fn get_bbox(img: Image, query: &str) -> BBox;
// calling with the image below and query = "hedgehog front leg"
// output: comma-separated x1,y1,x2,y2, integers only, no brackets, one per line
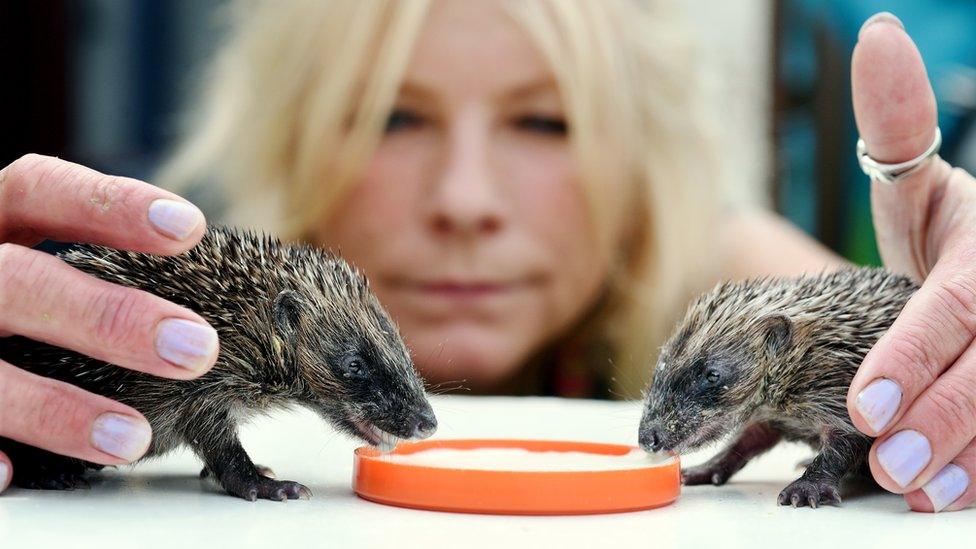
194,432,311,501
682,422,782,485
184,411,310,501
777,429,872,508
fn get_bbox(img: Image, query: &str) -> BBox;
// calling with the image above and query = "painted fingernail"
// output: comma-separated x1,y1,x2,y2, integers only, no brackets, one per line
856,378,902,432
155,318,218,371
877,430,932,488
90,413,152,461
858,12,904,40
922,463,969,512
0,461,9,489
147,199,203,241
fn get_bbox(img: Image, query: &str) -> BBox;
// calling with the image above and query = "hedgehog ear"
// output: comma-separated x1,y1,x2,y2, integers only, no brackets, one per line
757,313,792,356
273,290,307,338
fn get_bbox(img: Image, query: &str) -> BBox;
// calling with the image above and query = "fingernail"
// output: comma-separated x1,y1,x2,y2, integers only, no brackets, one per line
155,318,218,371
0,461,9,489
856,378,902,432
922,463,969,512
877,430,932,488
147,199,203,241
858,12,904,40
90,413,152,461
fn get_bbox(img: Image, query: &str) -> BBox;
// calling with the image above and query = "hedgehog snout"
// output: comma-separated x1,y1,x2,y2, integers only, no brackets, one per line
638,423,666,452
409,408,438,440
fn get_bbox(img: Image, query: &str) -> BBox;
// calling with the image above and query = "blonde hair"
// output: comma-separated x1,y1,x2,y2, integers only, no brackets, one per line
159,0,722,399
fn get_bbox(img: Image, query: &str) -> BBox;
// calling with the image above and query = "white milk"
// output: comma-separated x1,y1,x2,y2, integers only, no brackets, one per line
380,447,674,471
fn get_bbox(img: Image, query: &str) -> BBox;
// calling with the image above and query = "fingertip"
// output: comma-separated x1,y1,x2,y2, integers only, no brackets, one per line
0,452,10,493
90,411,153,463
857,12,904,42
146,198,207,250
850,377,903,437
904,489,935,512
153,317,220,379
868,446,910,494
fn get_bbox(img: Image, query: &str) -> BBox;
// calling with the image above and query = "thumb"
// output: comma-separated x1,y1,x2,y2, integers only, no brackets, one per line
851,12,950,280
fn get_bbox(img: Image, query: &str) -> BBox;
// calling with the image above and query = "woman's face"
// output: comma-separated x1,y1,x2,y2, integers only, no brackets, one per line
318,0,607,388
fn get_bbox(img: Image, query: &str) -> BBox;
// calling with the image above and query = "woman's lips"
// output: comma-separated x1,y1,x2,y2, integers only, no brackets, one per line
416,281,515,297
387,277,543,302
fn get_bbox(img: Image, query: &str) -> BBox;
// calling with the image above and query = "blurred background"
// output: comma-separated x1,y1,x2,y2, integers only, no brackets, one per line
1,0,974,265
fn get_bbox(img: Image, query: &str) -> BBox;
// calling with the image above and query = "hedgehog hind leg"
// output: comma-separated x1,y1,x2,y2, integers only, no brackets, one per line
194,432,309,501
0,437,97,490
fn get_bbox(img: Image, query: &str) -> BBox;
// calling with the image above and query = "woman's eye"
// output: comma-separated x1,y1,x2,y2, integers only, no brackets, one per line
384,109,424,133
514,115,568,136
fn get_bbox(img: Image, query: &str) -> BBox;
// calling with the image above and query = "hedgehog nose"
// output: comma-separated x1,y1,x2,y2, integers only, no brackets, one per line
411,410,438,440
639,424,665,453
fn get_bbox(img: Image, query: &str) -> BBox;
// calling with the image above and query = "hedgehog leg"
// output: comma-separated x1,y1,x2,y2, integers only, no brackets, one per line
0,437,94,490
193,431,309,502
200,464,276,479
682,422,782,486
777,431,872,508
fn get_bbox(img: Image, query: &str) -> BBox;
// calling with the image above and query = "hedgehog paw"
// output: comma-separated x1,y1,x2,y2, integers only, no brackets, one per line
222,476,312,502
777,478,841,508
682,464,732,486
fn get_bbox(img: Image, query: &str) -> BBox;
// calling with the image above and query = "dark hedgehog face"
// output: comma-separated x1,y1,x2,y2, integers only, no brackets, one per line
638,303,792,454
272,288,437,452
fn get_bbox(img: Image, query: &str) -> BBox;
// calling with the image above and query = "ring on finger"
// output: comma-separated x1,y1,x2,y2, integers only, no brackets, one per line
856,127,942,184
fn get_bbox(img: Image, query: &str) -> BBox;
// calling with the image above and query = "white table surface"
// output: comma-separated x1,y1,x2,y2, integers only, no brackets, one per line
0,396,970,548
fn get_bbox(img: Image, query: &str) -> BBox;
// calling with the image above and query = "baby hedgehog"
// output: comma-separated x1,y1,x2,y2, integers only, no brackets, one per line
638,267,917,508
0,225,437,501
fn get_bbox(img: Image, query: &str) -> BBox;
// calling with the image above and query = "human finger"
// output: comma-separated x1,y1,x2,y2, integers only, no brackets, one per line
0,243,218,379
847,246,976,437
0,154,204,253
0,449,10,493
903,438,974,512
0,360,152,465
851,12,952,280
863,337,976,496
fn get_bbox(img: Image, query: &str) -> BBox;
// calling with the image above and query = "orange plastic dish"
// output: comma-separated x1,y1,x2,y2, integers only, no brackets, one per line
353,439,680,515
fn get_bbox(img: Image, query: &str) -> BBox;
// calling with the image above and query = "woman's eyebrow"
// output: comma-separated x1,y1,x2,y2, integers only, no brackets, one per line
504,78,559,102
394,81,437,102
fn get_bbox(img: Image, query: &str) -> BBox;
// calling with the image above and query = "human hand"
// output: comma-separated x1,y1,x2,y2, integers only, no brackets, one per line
847,13,975,512
0,154,218,492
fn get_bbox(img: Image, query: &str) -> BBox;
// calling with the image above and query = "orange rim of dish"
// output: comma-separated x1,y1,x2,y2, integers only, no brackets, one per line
353,439,680,515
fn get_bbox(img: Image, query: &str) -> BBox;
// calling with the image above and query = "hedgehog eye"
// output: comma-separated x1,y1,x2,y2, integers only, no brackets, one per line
341,355,367,379
704,369,721,385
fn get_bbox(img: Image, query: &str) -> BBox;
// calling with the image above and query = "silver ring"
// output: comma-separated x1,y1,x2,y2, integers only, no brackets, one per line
856,127,942,184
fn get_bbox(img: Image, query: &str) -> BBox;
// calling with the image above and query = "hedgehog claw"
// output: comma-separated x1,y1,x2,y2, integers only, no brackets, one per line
778,478,841,509
224,477,310,502
681,464,732,486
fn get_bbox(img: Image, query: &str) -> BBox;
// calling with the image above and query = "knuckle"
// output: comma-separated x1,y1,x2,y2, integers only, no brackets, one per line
5,154,57,195
0,154,50,231
923,378,976,435
933,274,976,335
30,381,85,440
5,153,49,183
83,174,136,215
85,286,147,350
882,329,943,388
0,243,32,312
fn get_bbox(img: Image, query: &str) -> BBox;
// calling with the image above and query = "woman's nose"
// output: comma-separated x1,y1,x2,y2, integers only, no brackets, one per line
425,115,505,238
